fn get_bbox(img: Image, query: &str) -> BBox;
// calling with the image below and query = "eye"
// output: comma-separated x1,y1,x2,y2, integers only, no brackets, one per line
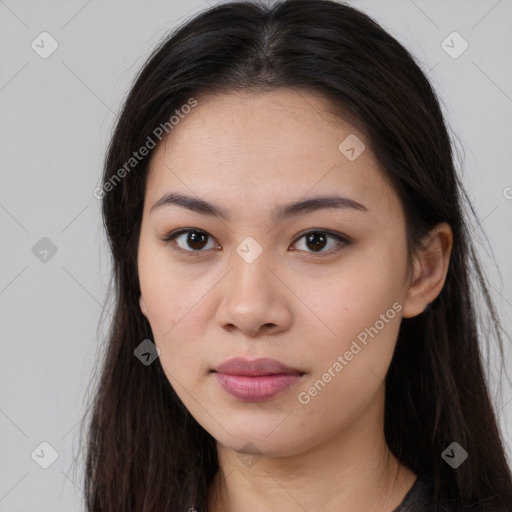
158,228,350,257
291,230,350,257
159,228,220,255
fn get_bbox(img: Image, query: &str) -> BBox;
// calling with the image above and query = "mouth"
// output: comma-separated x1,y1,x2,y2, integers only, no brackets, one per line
211,357,305,401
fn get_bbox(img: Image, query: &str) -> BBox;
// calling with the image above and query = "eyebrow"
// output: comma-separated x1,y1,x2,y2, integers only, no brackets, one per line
150,191,368,223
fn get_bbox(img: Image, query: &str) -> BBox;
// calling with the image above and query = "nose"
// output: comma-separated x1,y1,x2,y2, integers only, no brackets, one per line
215,251,292,338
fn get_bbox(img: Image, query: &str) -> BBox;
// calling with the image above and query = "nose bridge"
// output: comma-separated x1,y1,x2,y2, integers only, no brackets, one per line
230,238,275,301
215,238,291,335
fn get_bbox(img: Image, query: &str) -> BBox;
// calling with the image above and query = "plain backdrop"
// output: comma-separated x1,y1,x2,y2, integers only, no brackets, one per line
1,0,511,510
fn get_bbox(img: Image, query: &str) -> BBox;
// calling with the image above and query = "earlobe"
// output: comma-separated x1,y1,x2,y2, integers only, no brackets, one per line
139,294,148,318
402,222,453,318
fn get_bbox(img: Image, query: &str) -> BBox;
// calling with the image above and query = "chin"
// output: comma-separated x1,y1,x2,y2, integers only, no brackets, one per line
210,424,311,459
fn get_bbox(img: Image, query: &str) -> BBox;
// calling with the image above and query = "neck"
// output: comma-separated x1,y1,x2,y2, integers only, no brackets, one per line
207,385,417,512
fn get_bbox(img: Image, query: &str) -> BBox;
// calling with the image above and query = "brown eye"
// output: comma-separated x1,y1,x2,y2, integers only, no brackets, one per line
160,229,219,254
291,230,349,256
181,231,209,250
305,232,328,252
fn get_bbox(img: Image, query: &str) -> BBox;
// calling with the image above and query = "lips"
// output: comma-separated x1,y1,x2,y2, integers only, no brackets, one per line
212,357,304,401
214,357,303,376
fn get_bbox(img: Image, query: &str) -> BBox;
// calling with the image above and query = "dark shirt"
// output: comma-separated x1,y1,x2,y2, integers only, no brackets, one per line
393,476,437,511
392,476,509,512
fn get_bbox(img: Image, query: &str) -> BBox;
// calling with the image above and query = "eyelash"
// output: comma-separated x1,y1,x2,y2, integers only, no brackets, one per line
158,228,351,259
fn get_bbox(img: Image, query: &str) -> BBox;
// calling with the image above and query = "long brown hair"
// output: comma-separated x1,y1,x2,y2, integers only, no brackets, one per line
78,1,512,510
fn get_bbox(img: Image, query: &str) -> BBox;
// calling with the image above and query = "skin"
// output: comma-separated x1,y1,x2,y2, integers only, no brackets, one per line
137,89,453,512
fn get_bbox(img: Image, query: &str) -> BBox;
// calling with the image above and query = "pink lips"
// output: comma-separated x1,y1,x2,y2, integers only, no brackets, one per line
212,357,304,401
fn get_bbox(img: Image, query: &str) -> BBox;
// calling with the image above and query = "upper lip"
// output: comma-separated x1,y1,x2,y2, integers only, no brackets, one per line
214,357,304,376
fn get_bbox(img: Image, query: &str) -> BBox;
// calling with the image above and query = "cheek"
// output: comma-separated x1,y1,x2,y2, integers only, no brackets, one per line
306,257,404,336
138,267,225,391
139,277,206,360
295,243,406,378
138,229,202,326
294,272,403,429
138,240,196,358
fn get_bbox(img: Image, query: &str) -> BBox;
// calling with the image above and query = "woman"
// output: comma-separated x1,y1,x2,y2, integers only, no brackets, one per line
79,1,512,510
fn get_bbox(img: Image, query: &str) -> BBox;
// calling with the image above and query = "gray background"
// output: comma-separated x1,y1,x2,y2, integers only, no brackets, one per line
1,0,511,510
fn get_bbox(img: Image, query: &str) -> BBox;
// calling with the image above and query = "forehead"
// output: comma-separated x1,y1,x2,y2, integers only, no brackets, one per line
144,89,400,220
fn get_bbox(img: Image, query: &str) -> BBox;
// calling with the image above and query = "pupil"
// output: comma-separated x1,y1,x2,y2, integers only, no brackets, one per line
188,232,207,250
306,232,326,252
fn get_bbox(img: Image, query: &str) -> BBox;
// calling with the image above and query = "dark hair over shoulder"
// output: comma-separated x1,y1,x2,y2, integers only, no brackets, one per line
78,1,512,510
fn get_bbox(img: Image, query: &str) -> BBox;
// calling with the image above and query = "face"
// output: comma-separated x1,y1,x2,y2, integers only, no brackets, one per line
137,89,417,457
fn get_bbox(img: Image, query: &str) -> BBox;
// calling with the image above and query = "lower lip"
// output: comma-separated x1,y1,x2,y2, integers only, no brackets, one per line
213,372,302,401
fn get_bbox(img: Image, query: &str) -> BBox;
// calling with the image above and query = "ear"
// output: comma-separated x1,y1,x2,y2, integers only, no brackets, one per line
139,294,149,318
402,222,453,318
